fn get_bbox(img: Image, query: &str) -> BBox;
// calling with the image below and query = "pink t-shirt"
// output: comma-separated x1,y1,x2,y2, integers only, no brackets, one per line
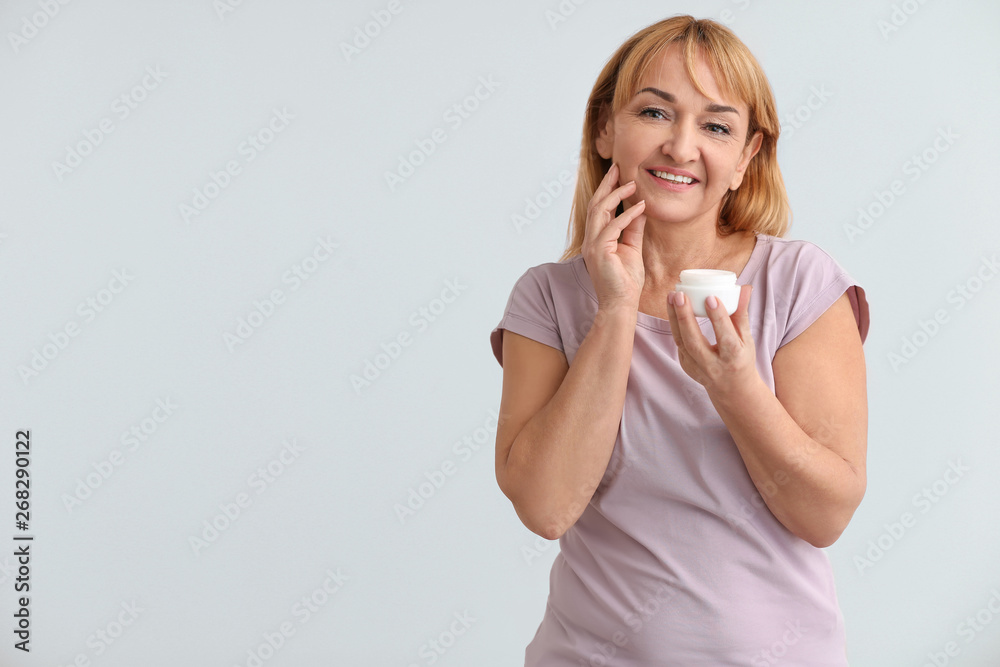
489,233,870,666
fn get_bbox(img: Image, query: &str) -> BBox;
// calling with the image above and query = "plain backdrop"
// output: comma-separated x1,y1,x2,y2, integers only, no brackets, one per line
1,1,999,665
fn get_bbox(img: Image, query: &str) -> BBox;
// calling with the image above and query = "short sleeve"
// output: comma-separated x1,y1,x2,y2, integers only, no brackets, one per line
490,267,564,367
777,243,870,349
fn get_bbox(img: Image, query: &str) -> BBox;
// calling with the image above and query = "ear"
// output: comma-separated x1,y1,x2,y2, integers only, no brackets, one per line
729,130,763,191
595,102,614,160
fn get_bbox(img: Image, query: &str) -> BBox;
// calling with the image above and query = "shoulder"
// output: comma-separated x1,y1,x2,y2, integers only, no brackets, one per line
491,256,594,366
518,256,586,289
507,256,592,309
757,234,840,272
753,235,869,347
756,235,852,298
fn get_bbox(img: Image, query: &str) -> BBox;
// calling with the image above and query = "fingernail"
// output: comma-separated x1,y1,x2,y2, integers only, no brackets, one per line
676,292,685,306
706,295,718,310
667,291,674,305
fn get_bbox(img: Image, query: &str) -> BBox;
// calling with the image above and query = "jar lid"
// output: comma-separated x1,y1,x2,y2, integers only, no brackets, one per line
677,269,737,286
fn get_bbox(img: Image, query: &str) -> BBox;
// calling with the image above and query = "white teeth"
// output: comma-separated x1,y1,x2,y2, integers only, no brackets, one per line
651,170,693,184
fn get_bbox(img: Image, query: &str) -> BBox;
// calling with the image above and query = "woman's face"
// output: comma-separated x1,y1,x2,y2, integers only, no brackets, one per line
595,44,763,230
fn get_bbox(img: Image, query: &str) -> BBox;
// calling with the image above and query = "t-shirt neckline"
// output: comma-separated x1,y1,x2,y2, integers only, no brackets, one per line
572,233,769,334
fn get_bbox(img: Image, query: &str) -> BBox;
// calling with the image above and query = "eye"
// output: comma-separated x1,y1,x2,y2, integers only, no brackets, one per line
639,107,732,136
638,106,667,120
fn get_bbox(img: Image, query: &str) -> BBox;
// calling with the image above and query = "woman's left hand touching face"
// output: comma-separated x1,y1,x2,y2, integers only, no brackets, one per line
666,285,760,396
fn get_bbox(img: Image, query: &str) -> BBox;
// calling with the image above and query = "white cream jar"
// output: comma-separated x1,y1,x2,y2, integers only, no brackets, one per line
675,269,741,317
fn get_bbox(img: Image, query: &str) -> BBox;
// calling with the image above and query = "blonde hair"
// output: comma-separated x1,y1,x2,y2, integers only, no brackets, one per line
559,14,789,261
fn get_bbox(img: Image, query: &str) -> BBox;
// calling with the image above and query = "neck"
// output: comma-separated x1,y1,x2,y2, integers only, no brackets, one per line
640,220,748,293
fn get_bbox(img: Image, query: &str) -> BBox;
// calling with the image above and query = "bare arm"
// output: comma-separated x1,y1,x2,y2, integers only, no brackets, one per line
496,305,637,540
705,291,868,547
497,160,648,540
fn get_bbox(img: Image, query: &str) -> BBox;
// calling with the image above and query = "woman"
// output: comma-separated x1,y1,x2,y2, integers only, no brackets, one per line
489,14,870,666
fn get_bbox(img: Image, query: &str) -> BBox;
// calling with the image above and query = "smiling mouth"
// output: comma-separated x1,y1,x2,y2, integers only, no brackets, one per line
648,169,697,185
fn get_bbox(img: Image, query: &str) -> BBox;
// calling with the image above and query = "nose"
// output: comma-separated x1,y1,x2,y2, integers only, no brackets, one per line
660,118,698,164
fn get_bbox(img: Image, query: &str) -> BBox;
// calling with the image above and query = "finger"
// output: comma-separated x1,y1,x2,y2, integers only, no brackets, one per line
583,163,619,246
593,161,619,198
587,164,631,216
704,292,739,356
606,198,644,243
593,181,637,238
668,291,708,361
619,210,645,251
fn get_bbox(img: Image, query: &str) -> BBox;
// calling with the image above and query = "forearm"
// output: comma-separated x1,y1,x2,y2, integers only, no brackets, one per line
505,306,637,540
708,374,865,547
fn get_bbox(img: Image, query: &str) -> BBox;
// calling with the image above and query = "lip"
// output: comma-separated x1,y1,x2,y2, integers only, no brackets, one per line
648,166,699,181
646,167,698,191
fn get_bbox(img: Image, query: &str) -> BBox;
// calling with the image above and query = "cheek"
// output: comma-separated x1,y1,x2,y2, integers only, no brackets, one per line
705,155,739,182
615,133,643,158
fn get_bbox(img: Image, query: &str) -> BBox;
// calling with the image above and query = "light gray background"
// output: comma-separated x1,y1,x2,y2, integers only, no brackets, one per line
1,1,998,665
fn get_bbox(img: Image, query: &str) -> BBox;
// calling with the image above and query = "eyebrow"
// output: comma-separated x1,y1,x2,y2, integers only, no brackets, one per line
635,87,740,116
